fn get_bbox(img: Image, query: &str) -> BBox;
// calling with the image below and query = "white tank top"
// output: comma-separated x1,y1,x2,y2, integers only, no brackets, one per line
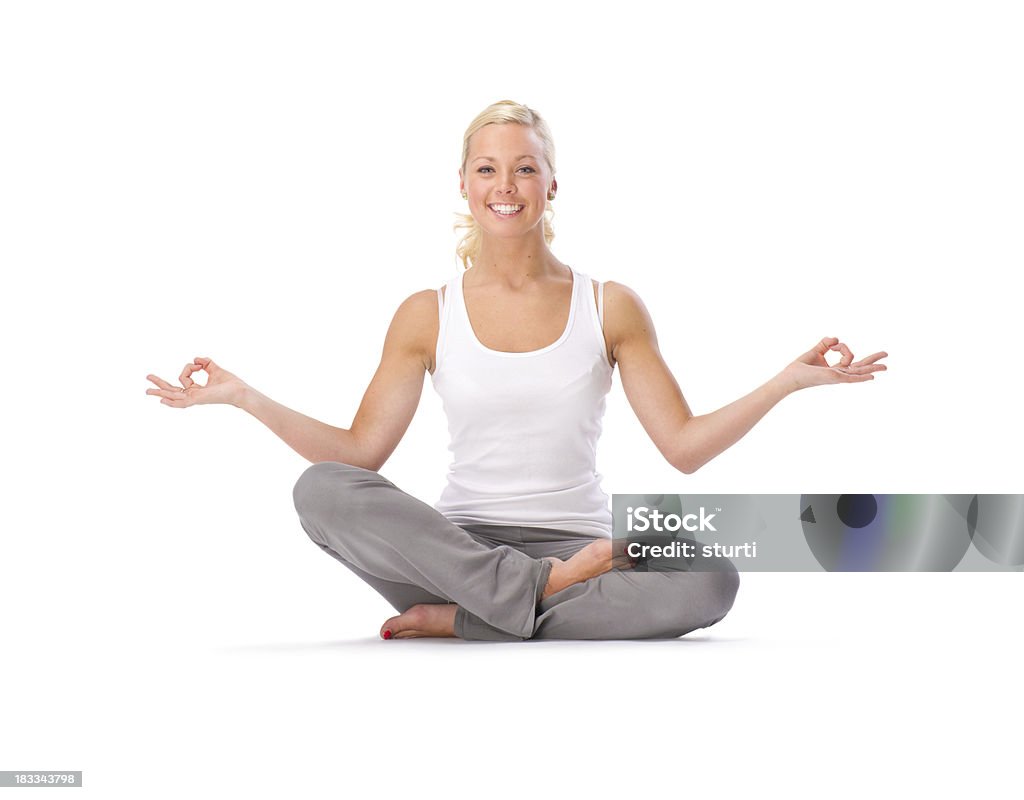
430,266,614,538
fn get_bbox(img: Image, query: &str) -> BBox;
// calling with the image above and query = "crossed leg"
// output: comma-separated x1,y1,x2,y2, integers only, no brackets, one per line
293,462,739,641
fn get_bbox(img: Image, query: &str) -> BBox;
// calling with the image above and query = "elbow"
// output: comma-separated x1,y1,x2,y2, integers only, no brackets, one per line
315,453,385,473
353,457,387,473
670,419,702,474
360,451,389,473
673,448,710,474
672,454,700,475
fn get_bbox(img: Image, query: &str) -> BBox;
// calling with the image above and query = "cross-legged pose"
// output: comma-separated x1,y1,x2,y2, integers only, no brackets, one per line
146,100,887,641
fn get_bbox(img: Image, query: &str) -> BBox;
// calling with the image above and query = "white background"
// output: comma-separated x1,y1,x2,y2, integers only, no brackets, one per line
2,1,1021,797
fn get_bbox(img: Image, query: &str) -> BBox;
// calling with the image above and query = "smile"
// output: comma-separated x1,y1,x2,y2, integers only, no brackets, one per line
488,204,524,218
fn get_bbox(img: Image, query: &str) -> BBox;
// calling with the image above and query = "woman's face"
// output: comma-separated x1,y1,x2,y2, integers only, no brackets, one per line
460,123,555,239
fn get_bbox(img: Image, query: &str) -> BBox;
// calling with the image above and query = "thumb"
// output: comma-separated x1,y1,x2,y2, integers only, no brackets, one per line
813,336,837,355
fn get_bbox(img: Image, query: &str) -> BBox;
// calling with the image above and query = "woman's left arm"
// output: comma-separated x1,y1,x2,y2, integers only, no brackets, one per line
604,282,888,474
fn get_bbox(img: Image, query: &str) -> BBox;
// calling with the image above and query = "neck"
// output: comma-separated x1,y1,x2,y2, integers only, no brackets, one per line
472,231,566,288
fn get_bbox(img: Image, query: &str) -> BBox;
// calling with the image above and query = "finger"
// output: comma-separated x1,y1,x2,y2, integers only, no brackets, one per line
179,362,205,389
159,397,186,407
848,363,887,374
813,337,839,355
828,342,854,367
832,369,875,383
146,374,176,390
852,351,888,366
194,356,212,367
147,387,188,400
837,361,887,374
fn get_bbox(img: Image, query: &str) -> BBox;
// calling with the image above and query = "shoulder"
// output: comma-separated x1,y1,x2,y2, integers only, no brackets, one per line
603,280,656,336
389,289,440,332
384,289,441,369
602,280,648,318
396,288,440,317
601,281,659,365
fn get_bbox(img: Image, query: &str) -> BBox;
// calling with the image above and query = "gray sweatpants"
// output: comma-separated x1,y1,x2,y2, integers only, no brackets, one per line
292,462,740,641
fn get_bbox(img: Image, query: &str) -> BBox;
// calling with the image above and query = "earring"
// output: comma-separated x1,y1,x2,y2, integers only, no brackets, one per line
548,191,556,201
461,191,467,199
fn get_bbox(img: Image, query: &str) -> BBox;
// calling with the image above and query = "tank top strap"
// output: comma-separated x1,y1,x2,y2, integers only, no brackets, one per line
569,265,587,308
434,275,459,376
570,268,611,367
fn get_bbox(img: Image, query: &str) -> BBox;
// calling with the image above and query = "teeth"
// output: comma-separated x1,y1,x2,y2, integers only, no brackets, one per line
490,204,523,214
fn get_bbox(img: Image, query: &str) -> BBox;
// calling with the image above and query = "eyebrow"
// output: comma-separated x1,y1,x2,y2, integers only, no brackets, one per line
471,155,539,163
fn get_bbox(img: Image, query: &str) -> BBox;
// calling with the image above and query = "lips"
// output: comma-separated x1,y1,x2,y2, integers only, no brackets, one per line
488,204,524,218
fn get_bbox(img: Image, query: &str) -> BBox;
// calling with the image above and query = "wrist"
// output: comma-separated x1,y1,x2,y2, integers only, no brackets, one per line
770,369,799,398
233,382,259,411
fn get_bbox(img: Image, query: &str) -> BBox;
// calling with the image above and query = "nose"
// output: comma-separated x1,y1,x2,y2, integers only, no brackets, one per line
494,169,519,195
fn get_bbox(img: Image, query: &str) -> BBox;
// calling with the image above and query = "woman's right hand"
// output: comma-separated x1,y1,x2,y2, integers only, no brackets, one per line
145,356,248,408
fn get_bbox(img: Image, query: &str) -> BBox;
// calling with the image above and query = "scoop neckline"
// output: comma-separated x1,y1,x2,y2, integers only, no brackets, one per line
459,267,578,358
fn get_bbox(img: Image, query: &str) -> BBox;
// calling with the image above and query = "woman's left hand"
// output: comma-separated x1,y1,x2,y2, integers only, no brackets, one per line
777,336,888,393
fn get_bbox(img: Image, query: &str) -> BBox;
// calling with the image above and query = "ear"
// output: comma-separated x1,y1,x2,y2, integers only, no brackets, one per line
458,168,464,193
551,177,558,193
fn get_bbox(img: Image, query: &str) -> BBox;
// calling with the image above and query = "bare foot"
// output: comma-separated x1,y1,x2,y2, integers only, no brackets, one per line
541,538,629,600
380,603,458,640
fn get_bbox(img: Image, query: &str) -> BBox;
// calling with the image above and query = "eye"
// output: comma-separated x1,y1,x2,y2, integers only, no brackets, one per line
476,166,536,174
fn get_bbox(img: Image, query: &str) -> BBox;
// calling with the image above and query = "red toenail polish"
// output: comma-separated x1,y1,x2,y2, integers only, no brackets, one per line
383,630,392,639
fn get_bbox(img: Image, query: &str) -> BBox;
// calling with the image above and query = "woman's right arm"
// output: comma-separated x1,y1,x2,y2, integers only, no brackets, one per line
145,290,439,470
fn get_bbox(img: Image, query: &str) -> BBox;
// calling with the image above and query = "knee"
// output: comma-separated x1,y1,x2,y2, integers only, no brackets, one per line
690,564,740,631
292,461,378,520
652,561,740,637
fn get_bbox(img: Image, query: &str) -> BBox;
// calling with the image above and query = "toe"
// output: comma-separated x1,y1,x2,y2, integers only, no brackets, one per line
380,614,402,640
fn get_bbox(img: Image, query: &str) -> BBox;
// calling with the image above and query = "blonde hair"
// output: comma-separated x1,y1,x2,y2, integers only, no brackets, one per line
454,100,557,271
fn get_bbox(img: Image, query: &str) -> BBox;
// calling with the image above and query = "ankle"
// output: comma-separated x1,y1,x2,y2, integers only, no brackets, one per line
541,558,568,601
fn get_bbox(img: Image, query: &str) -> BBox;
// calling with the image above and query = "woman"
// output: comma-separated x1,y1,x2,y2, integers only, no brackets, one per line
146,100,887,641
